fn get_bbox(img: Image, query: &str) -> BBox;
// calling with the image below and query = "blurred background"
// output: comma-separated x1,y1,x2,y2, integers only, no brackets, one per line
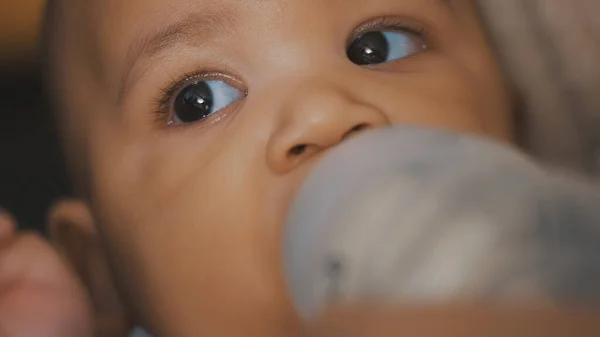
0,1,70,233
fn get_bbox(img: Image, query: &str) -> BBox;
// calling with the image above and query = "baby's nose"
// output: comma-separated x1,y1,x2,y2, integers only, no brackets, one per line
266,81,389,174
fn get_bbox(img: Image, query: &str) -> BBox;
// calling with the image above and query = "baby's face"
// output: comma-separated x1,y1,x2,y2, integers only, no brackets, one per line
54,0,513,335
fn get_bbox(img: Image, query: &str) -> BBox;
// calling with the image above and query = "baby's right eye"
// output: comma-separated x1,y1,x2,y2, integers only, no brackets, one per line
170,80,245,125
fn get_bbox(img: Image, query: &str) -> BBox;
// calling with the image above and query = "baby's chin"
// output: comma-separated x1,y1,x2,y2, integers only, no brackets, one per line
283,125,600,320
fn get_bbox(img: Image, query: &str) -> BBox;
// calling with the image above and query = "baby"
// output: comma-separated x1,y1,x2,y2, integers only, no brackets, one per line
0,0,598,336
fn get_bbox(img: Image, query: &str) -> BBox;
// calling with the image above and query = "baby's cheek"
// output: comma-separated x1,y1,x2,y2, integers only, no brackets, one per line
100,155,297,335
369,58,509,141
381,88,486,138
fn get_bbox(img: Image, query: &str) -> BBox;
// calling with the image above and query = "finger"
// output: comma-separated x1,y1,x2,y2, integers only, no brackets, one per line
0,232,74,286
0,279,94,337
0,231,94,337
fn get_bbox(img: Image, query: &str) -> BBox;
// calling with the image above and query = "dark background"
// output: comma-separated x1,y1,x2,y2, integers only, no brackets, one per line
1,1,71,233
0,62,71,233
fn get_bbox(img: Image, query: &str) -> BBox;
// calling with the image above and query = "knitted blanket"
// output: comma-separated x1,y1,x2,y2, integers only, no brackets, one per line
478,0,600,176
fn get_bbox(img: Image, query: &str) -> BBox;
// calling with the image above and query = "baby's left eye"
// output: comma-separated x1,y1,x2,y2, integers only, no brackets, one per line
347,30,426,66
169,80,245,125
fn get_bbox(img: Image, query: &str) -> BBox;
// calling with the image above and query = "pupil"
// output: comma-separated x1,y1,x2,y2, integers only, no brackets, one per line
347,31,389,65
174,82,214,123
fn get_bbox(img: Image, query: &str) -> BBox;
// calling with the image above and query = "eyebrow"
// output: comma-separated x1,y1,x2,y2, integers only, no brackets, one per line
117,8,238,104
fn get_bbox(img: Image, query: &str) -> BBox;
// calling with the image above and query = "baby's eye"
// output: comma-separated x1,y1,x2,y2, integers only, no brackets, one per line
171,80,245,125
347,30,425,66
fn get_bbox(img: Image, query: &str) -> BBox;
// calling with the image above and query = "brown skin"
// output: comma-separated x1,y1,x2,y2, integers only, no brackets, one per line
0,211,93,337
13,0,594,336
49,0,513,335
312,304,600,337
4,214,600,337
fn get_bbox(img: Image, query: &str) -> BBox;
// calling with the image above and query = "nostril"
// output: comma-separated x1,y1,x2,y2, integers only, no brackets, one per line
289,144,308,157
343,123,370,140
351,124,369,132
284,125,371,162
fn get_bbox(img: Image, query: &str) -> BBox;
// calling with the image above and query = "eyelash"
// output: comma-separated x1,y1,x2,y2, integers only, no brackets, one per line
152,16,431,125
152,71,243,126
351,16,430,45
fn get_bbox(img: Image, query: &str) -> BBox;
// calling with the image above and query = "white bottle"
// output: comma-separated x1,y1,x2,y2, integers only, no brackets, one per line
284,126,600,320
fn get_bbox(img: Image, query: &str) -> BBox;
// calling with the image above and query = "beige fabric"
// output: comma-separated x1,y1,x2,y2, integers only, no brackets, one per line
478,0,600,175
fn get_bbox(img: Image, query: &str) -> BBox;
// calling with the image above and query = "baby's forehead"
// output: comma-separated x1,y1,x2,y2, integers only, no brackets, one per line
63,0,461,38
61,0,462,60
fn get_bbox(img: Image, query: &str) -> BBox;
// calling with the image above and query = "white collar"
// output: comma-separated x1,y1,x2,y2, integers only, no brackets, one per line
129,327,153,337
